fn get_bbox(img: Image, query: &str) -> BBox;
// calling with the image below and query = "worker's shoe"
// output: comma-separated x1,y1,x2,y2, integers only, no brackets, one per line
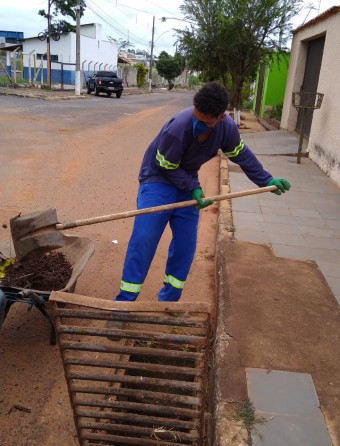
106,319,125,341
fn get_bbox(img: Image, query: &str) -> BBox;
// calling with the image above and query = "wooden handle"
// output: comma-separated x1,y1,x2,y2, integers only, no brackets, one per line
56,185,278,230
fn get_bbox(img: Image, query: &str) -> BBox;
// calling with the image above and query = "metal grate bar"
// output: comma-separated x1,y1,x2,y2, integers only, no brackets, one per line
84,432,187,446
60,341,203,361
64,356,203,377
54,308,208,328
58,325,207,345
78,421,198,442
68,371,202,391
70,384,201,405
76,409,199,430
74,398,200,418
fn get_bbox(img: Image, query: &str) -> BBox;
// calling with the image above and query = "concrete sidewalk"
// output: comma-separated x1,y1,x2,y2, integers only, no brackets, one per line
213,126,339,446
232,129,340,306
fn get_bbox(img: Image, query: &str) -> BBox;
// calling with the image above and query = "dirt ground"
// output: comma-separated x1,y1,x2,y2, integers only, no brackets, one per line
0,90,338,446
216,239,340,445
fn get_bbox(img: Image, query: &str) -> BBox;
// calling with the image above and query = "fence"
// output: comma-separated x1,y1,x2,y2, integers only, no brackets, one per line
2,51,188,90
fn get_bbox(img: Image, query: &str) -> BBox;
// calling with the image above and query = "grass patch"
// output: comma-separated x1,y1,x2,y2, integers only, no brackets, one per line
0,76,30,85
227,225,236,233
234,399,267,445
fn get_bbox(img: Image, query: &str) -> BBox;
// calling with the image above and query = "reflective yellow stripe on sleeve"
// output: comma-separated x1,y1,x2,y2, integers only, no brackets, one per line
164,274,185,289
156,150,180,170
120,280,143,293
223,138,244,158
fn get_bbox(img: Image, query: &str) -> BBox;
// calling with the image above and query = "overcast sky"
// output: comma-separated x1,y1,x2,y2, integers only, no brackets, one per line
0,0,186,55
0,0,338,55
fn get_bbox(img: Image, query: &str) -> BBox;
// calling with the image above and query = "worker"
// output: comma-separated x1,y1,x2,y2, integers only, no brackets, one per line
115,81,290,302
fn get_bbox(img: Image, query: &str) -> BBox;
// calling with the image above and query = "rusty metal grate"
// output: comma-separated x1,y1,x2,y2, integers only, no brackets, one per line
50,291,212,446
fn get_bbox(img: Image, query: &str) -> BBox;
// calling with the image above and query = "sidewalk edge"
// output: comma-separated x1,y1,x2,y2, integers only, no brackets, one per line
211,154,248,445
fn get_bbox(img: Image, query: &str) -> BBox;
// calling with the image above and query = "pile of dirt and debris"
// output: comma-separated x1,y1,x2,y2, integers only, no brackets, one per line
0,251,72,291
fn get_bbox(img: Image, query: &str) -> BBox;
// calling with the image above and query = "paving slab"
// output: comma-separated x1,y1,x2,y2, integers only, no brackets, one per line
246,368,333,446
231,129,340,305
242,130,307,156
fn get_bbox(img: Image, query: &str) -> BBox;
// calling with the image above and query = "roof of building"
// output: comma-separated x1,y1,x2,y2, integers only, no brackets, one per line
118,55,132,64
293,5,340,34
0,43,22,51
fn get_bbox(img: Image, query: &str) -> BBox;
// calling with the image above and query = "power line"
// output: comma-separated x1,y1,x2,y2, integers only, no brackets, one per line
86,0,151,48
118,3,155,15
89,0,148,42
142,0,183,19
117,0,183,20
86,0,179,53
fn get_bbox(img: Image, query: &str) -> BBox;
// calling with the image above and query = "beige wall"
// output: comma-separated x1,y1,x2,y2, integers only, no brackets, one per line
281,9,340,185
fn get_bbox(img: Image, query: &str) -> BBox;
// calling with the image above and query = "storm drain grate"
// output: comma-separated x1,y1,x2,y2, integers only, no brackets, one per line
50,292,212,446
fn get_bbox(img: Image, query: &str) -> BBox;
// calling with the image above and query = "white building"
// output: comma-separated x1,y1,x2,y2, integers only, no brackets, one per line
21,23,118,85
281,6,340,185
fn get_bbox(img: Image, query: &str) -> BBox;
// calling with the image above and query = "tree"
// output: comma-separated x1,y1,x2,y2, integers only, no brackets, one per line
134,62,148,88
38,0,86,34
176,0,302,108
155,51,185,90
38,1,86,89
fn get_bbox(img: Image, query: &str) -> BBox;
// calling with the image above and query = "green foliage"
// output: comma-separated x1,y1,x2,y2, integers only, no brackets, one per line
187,75,201,89
134,62,148,88
0,257,15,279
234,400,267,444
38,0,86,34
268,102,283,120
156,51,185,90
240,81,255,109
242,99,254,110
176,0,302,108
0,76,30,85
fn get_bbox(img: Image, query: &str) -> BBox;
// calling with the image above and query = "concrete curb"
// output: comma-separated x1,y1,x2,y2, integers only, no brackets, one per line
211,154,248,445
0,86,177,100
0,88,88,100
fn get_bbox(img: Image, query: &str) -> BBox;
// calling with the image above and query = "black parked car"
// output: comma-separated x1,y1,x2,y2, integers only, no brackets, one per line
86,71,124,98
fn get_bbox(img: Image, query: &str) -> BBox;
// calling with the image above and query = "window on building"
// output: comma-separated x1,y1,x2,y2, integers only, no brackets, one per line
37,53,59,62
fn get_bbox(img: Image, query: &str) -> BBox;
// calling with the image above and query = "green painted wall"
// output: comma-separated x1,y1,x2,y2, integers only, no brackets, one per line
266,53,290,105
253,52,290,118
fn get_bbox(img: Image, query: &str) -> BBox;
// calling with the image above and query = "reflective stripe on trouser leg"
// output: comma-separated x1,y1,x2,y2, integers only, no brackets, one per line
115,183,175,301
158,202,199,302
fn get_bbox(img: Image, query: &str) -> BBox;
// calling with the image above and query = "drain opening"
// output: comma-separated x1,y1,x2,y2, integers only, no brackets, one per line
114,341,203,444
52,300,211,446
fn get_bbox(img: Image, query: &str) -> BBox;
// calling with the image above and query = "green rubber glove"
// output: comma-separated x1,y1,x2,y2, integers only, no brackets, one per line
267,178,291,195
192,188,214,209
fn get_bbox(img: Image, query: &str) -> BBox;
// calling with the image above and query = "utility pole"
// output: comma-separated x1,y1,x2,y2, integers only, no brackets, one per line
47,0,51,89
75,0,81,95
149,15,155,92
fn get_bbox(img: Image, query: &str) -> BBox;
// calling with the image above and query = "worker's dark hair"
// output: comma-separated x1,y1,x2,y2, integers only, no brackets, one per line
193,81,229,118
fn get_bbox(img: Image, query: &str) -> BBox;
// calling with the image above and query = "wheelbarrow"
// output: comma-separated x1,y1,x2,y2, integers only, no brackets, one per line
0,234,94,345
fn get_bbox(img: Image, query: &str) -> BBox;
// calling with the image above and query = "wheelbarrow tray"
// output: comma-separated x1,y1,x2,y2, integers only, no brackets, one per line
1,234,95,295
0,234,95,343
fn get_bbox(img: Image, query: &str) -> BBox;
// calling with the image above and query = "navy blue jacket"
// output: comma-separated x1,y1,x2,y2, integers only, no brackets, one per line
139,107,272,192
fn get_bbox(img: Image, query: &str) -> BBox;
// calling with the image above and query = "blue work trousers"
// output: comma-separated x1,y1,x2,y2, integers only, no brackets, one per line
115,182,200,302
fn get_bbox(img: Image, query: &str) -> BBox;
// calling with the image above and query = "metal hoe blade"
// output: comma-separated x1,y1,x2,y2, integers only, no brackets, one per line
10,208,64,261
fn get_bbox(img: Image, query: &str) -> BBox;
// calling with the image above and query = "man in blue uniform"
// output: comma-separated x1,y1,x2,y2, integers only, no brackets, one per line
115,81,290,302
